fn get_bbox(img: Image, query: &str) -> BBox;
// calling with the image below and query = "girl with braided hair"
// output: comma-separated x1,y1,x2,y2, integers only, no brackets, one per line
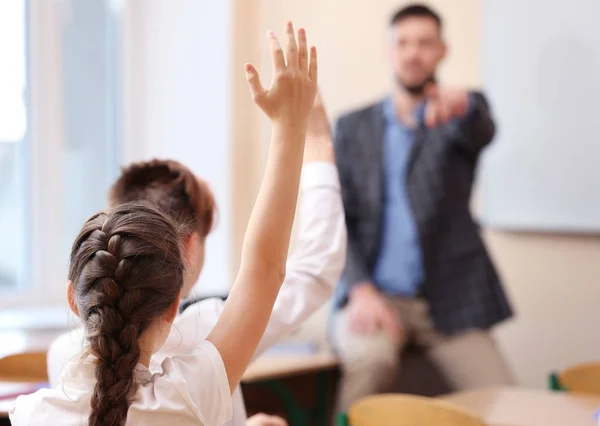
10,22,318,426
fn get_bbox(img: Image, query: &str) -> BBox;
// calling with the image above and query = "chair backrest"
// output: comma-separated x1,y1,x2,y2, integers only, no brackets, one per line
559,362,600,394
0,351,48,382
347,394,485,426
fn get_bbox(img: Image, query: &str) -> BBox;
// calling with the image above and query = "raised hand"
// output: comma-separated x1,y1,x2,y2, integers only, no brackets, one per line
424,84,470,128
247,413,288,426
207,22,319,393
306,91,332,142
245,22,318,130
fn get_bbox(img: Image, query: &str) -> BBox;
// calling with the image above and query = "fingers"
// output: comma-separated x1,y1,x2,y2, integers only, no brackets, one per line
378,308,401,341
360,310,377,334
424,101,439,128
349,310,363,334
454,92,470,117
266,416,288,426
438,94,451,123
268,31,286,73
247,414,288,426
425,87,470,126
297,28,308,73
267,22,316,80
245,64,266,103
309,46,318,81
349,306,377,335
284,21,298,69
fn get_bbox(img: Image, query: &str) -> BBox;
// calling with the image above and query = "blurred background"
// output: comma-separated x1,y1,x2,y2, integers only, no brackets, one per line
1,0,599,397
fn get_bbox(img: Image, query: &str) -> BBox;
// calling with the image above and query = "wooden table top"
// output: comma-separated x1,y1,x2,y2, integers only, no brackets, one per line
6,382,597,424
242,352,339,383
442,386,600,426
0,329,65,418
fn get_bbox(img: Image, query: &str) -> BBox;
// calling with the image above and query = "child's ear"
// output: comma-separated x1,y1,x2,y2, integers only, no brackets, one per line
66,281,79,317
164,290,181,323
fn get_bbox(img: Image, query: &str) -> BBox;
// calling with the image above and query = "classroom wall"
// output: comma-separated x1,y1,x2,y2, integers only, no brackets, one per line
234,0,600,388
123,0,234,296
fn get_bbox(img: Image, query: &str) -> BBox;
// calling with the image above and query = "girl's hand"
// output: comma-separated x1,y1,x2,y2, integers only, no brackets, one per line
245,22,318,131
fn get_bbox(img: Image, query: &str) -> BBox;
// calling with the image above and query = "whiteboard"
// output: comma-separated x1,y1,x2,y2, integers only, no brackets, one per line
478,0,600,233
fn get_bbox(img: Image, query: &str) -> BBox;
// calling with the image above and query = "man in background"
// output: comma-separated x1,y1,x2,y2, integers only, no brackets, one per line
331,4,514,413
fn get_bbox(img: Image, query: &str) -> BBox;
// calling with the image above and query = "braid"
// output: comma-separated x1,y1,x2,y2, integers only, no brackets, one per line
69,203,184,426
83,232,141,426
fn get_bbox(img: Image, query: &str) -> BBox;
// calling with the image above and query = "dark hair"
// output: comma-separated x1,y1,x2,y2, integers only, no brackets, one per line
69,202,184,426
390,4,442,29
109,159,216,238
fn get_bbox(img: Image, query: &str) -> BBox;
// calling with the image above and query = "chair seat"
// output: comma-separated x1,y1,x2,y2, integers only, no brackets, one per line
558,362,600,394
0,351,48,383
346,393,484,426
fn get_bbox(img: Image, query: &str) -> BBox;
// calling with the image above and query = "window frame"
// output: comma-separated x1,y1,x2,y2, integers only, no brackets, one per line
1,0,78,309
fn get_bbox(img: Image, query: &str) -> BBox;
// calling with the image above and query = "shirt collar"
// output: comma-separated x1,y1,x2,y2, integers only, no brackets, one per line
382,97,426,126
59,351,153,391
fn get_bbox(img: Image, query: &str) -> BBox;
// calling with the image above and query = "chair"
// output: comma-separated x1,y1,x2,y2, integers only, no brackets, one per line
550,362,600,394
0,351,48,383
337,394,485,426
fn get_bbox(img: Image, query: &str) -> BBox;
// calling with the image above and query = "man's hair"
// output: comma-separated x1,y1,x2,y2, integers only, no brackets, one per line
109,159,215,238
390,3,442,29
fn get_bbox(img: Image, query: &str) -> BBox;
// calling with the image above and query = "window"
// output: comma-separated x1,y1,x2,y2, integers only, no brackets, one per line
0,0,28,293
0,0,122,307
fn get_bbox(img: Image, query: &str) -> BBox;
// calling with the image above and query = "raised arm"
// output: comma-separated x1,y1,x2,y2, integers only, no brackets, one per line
206,22,318,392
251,93,347,360
424,86,496,156
452,91,496,155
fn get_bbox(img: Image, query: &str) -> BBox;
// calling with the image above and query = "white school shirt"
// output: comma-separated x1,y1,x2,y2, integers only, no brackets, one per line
41,162,346,426
11,341,231,426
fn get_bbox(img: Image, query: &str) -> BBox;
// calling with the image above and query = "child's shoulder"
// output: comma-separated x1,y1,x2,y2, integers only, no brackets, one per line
141,340,233,426
10,387,86,425
155,339,225,382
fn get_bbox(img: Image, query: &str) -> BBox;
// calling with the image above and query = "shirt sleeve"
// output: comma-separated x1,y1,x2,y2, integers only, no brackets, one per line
446,91,496,155
162,340,233,425
250,162,347,361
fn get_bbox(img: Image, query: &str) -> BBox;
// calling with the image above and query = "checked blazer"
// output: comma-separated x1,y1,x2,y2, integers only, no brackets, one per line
333,92,513,335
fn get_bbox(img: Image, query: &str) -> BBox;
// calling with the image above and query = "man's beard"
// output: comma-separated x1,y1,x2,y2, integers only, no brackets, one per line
396,74,436,96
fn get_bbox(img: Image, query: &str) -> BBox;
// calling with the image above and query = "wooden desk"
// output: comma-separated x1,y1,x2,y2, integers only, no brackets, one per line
242,352,339,383
0,349,341,421
0,329,63,419
442,387,600,426
0,329,64,384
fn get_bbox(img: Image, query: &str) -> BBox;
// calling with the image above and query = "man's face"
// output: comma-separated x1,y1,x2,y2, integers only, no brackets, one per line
387,16,446,94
